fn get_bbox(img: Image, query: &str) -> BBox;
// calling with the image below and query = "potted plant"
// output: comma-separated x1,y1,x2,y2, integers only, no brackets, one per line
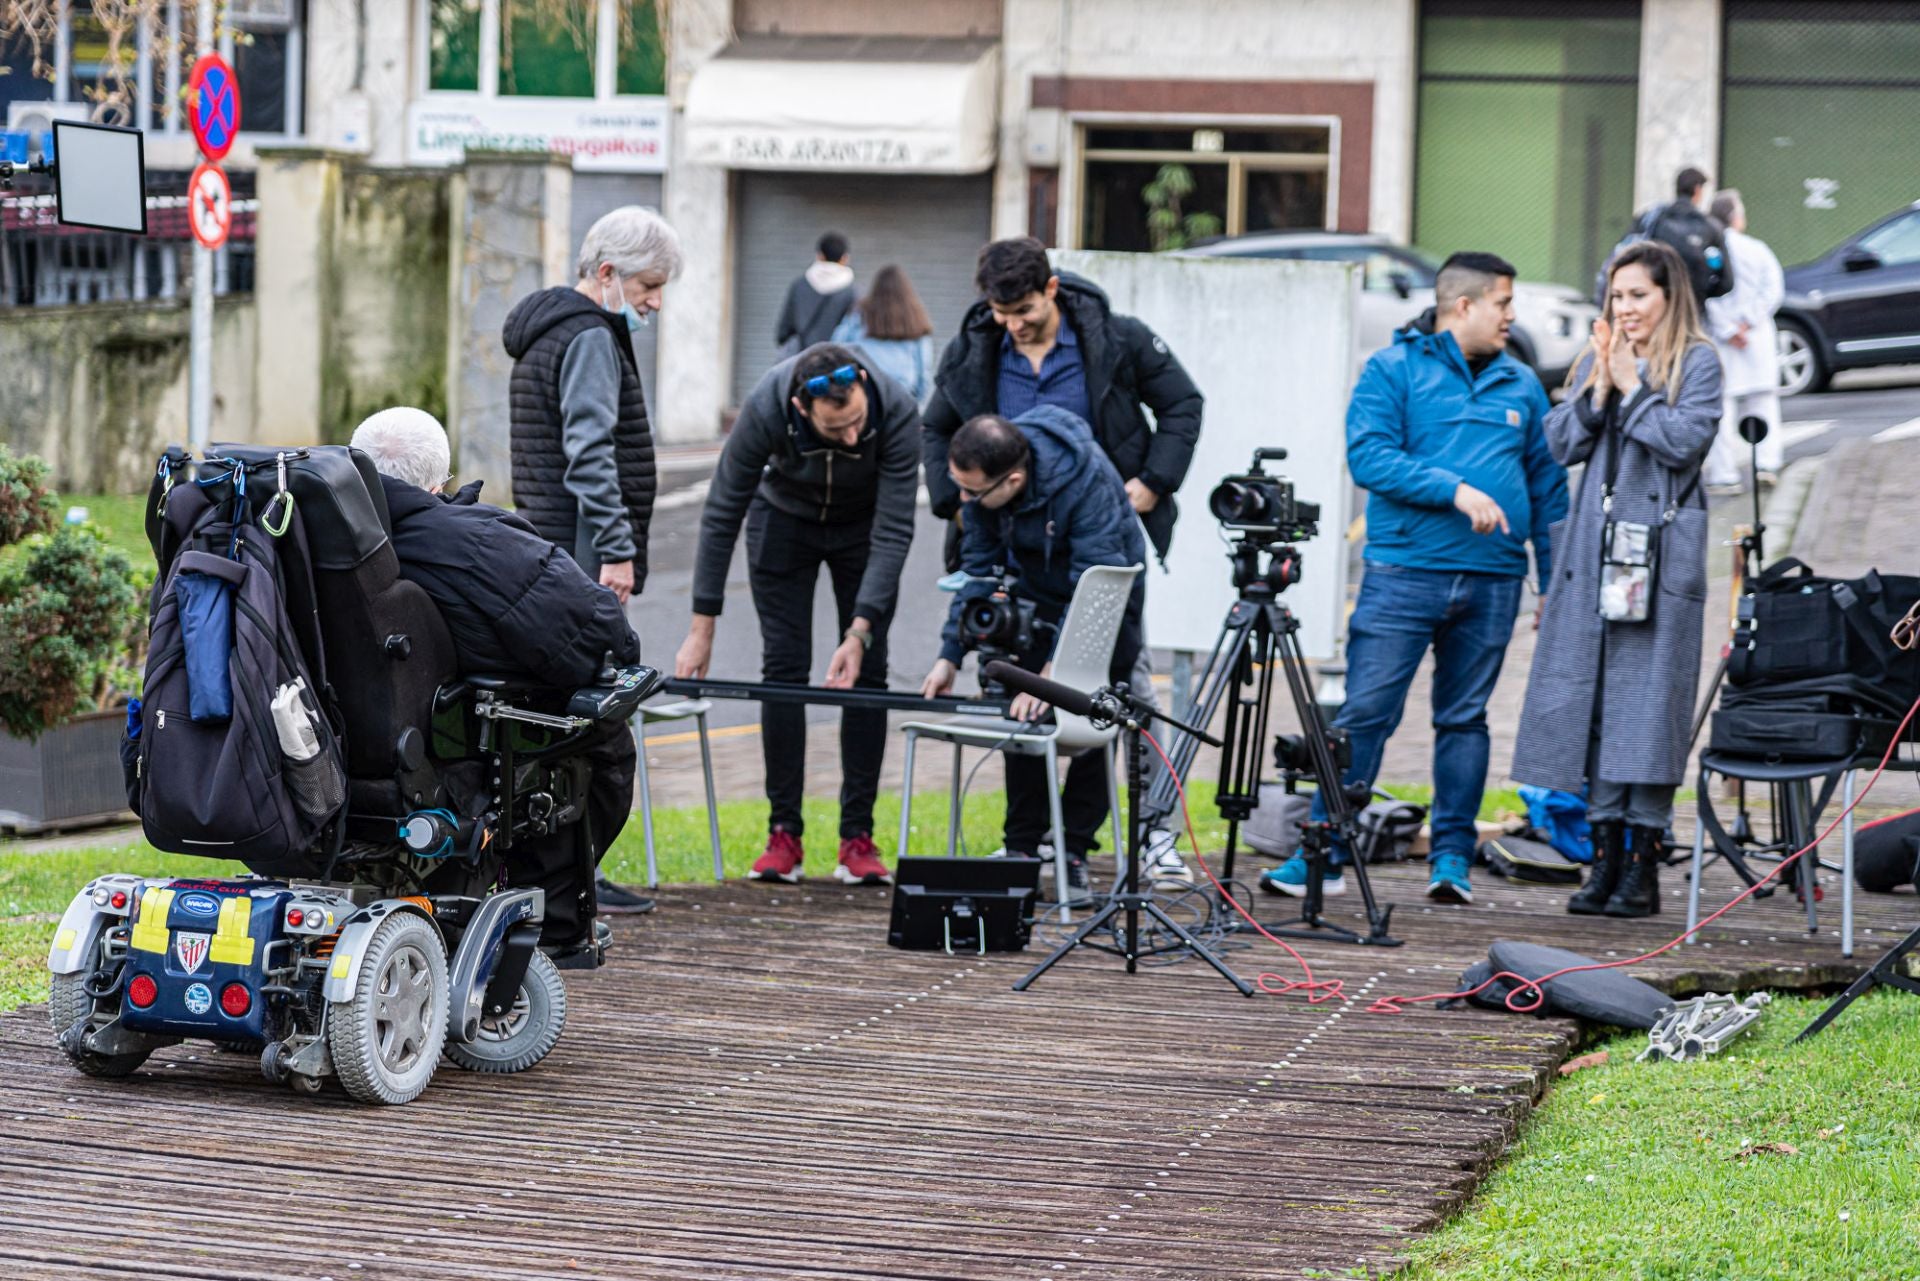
0,445,149,833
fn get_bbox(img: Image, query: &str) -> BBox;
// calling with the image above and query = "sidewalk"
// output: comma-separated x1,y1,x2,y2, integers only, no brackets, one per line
632,437,1920,847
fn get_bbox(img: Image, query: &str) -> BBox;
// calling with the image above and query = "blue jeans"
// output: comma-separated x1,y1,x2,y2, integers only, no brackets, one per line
1312,563,1524,863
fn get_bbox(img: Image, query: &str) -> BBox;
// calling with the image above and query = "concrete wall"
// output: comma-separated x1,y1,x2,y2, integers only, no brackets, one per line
0,299,256,492
304,0,414,164
1636,0,1723,211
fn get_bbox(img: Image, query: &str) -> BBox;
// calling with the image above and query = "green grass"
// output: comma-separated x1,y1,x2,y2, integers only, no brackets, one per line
52,492,150,560
1399,992,1920,1280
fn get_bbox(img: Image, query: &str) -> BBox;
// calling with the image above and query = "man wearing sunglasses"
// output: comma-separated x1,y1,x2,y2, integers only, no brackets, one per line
675,343,922,886
920,407,1146,892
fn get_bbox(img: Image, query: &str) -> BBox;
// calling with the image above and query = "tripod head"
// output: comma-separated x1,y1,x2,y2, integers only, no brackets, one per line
1229,537,1306,597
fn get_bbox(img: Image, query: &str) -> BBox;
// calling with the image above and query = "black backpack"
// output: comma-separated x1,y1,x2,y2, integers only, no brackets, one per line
128,455,347,869
1596,201,1735,306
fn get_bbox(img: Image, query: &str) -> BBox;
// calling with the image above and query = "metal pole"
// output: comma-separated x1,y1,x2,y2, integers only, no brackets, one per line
187,0,214,452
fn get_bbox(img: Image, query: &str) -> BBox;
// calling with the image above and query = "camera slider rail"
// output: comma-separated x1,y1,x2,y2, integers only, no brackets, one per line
663,678,1011,718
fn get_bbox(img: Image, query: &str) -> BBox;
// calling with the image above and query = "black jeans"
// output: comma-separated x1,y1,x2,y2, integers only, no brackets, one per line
1002,606,1143,857
520,726,636,946
746,499,890,839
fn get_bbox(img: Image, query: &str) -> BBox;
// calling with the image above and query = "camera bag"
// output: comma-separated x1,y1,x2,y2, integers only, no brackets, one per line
1708,704,1897,762
1729,559,1920,705
1853,807,1920,894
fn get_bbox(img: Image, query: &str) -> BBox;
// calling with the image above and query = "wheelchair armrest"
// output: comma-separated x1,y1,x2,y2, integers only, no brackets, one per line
566,664,664,724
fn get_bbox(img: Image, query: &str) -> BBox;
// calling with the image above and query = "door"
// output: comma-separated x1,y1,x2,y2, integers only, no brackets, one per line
1823,209,1920,354
730,173,993,406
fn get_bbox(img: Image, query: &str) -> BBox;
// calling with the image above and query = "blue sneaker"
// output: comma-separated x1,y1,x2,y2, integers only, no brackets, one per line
1258,854,1347,898
1427,851,1474,904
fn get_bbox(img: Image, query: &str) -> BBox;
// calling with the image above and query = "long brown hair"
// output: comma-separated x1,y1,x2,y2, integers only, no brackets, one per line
859,264,934,340
1578,239,1710,404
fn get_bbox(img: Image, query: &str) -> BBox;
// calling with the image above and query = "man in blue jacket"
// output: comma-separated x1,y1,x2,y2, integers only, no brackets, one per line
1261,252,1568,904
920,407,1145,891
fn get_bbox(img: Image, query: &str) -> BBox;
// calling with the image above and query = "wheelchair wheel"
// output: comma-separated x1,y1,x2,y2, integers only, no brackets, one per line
446,949,567,1075
327,911,448,1105
48,973,149,1079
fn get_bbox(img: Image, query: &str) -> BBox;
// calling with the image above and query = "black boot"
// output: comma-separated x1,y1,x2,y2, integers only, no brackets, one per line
1604,825,1664,917
1568,820,1626,915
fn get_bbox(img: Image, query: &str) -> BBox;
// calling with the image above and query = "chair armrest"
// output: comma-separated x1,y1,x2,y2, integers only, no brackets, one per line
566,665,665,724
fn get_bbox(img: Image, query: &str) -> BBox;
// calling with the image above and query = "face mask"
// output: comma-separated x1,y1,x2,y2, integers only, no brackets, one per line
601,279,645,332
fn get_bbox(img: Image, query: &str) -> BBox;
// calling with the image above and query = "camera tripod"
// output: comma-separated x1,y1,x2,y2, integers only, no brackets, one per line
1145,536,1400,947
1013,681,1256,996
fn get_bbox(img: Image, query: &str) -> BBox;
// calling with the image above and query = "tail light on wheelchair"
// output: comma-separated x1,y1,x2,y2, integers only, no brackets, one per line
127,975,158,1008
283,902,335,934
90,887,131,913
219,984,252,1017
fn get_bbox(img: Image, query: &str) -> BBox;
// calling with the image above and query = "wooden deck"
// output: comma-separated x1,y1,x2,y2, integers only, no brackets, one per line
0,856,1909,1281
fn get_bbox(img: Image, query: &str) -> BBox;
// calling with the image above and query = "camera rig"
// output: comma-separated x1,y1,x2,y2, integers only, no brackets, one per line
959,567,1053,694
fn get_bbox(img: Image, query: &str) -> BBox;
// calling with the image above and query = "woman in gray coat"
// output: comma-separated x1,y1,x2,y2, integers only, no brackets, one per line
1514,240,1722,918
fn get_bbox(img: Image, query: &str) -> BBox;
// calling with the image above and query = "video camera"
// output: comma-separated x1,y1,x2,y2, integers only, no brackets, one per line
959,568,1051,690
1209,448,1320,544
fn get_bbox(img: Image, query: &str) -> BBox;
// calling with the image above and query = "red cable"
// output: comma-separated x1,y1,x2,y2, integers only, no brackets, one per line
1145,688,1920,1016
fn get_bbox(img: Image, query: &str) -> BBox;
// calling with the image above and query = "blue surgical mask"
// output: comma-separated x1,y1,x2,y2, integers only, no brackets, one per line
602,280,645,332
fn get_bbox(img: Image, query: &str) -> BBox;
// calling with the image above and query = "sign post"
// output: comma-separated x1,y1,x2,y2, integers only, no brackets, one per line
185,0,238,453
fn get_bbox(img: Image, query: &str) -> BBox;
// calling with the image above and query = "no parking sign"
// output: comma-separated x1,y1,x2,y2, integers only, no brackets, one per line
188,162,232,251
187,53,241,162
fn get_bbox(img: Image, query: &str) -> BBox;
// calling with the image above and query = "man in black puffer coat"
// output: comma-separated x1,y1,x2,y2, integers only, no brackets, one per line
352,409,643,964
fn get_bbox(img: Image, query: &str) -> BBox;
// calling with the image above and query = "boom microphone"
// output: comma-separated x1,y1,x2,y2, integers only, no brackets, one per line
980,661,1097,718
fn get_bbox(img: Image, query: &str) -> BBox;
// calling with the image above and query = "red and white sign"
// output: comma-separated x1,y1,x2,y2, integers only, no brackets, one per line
188,162,232,251
175,932,210,974
187,52,241,162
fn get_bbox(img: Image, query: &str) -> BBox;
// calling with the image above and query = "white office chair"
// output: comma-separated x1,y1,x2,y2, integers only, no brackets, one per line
631,699,725,887
896,563,1143,921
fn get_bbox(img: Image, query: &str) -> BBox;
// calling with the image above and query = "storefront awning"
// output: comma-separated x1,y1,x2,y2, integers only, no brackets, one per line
685,36,998,174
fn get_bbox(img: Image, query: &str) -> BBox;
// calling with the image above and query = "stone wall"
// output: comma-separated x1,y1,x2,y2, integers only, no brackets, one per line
0,298,256,492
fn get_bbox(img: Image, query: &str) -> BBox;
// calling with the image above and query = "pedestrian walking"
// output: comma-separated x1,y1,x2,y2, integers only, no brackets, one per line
1515,240,1723,919
1702,189,1786,491
832,263,938,405
777,231,856,356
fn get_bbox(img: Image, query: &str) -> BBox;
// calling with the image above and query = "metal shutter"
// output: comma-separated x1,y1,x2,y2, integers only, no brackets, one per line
730,172,993,406
570,173,666,421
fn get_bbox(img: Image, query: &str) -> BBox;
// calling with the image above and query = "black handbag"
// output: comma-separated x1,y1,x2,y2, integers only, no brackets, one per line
1729,559,1920,709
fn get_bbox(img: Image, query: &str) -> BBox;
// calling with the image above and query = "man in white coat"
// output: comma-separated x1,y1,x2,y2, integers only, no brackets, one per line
1703,189,1786,491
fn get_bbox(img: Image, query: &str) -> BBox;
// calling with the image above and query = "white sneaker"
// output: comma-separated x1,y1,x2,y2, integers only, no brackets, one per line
1142,829,1194,885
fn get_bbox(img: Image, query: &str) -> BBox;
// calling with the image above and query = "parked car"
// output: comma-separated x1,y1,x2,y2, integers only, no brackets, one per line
1777,201,1920,395
1177,231,1598,387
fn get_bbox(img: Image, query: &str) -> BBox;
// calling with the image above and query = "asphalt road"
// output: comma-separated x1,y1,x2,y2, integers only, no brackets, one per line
627,363,1920,732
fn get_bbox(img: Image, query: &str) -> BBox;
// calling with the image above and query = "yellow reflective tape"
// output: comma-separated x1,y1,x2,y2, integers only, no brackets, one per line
54,928,76,952
129,888,174,954
330,952,352,980
209,894,255,966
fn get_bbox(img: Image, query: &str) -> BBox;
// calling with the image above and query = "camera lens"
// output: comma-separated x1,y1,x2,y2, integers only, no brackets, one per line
1209,479,1270,525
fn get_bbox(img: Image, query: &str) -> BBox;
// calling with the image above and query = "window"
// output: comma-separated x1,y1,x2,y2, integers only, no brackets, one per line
1078,124,1334,252
425,0,665,98
1860,212,1920,267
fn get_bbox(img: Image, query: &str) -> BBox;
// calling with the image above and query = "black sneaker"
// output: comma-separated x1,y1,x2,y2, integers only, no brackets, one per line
1064,852,1091,893
595,874,655,914
544,919,612,971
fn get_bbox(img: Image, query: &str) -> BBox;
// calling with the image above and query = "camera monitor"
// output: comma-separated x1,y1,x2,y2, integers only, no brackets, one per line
50,120,147,234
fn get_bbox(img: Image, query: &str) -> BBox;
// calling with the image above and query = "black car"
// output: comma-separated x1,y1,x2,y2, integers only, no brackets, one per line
1778,201,1920,395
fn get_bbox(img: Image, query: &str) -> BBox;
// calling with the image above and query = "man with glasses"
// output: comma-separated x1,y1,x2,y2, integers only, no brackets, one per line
674,344,922,886
920,408,1146,892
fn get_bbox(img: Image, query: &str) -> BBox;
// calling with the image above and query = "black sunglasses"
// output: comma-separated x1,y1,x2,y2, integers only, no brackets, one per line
803,364,859,397
958,468,1018,500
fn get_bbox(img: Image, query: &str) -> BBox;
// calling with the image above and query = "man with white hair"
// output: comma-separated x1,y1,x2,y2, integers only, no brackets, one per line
504,205,680,916
1703,189,1786,492
350,407,644,963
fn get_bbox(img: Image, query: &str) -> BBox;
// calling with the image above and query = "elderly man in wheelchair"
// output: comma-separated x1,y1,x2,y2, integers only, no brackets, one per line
45,411,660,1105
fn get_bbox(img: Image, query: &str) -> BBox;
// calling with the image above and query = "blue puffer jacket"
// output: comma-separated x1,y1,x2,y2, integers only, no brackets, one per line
1349,312,1567,585
940,404,1146,664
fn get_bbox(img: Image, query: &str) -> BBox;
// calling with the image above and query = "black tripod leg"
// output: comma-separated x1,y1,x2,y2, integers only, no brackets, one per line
1012,900,1126,991
1794,925,1920,1042
1140,900,1256,996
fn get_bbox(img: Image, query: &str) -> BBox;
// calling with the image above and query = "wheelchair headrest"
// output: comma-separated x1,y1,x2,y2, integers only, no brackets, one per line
206,444,392,570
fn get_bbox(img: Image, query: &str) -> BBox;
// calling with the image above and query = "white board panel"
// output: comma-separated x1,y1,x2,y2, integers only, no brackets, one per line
1052,251,1358,660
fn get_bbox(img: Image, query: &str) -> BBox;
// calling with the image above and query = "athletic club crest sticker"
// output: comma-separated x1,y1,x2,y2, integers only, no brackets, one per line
176,932,210,973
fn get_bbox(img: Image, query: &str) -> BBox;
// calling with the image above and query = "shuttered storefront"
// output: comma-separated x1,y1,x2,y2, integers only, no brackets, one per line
729,173,993,407
1721,1,1920,269
1414,0,1642,291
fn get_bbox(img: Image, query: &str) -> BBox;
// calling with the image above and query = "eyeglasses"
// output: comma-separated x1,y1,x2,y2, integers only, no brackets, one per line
958,469,1017,501
802,364,859,397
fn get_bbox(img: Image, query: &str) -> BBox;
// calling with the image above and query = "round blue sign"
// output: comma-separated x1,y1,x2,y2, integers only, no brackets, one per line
184,982,213,1015
188,53,241,162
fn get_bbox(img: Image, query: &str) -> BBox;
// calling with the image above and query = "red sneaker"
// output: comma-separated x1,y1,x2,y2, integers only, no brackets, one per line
750,829,805,883
834,833,893,886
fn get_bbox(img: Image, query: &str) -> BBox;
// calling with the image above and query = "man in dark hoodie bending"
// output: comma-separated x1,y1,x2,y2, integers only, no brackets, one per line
673,343,921,888
921,408,1146,892
350,408,643,968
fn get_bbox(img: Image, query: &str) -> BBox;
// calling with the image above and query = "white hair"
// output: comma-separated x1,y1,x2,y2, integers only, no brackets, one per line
576,205,684,283
350,407,451,491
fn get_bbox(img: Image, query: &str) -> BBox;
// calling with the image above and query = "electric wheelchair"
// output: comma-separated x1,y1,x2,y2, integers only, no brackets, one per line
46,444,659,1104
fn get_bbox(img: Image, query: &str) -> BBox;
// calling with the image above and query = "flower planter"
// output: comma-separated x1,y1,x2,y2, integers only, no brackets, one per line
0,709,133,835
